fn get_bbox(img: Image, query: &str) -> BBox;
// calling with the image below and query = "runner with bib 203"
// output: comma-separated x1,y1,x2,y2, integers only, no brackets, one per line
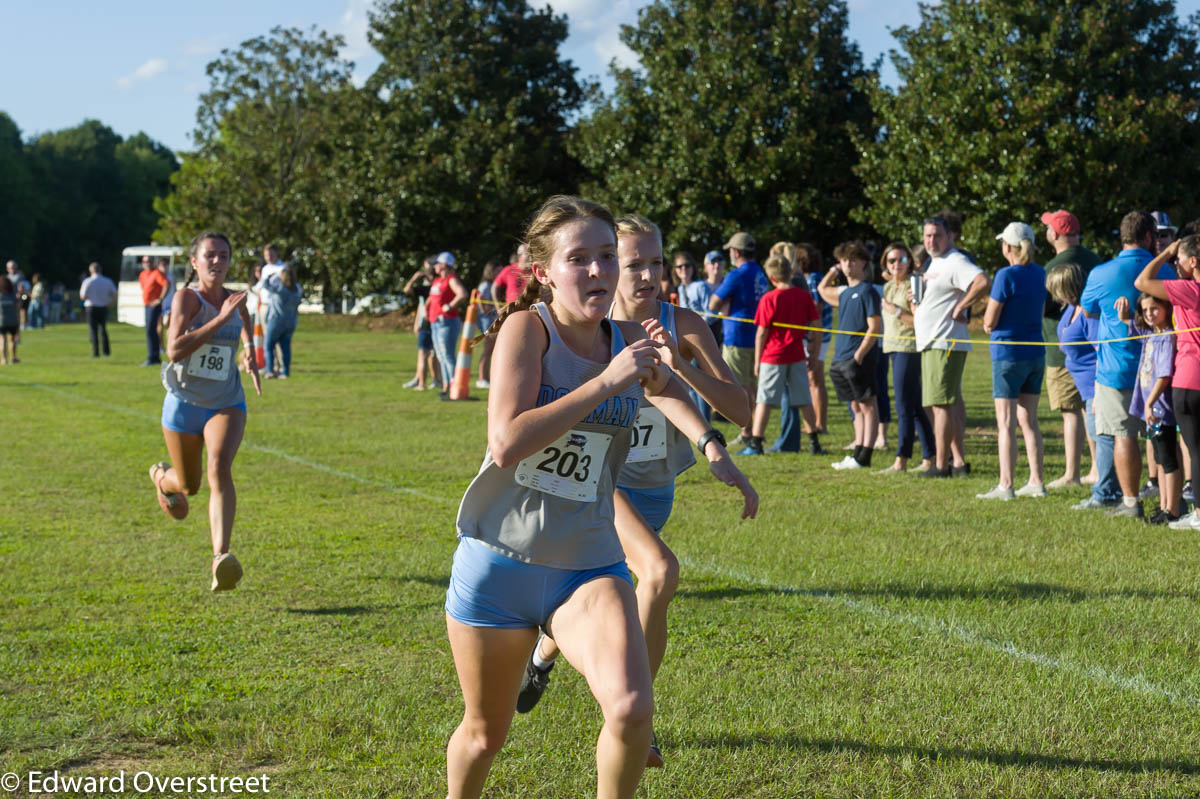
444,196,757,799
516,214,752,770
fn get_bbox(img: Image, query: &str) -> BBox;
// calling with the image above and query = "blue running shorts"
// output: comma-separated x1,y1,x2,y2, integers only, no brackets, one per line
162,393,247,436
617,483,675,534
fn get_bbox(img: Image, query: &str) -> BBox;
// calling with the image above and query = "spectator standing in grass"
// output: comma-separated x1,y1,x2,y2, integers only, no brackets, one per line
1135,236,1200,530
819,241,882,470
492,243,530,305
878,241,935,474
402,258,440,390
739,253,823,456
1116,290,1181,523
475,260,500,388
1048,263,1103,490
0,277,18,364
139,255,168,366
1041,210,1102,488
27,274,45,329
48,282,64,324
912,216,990,478
256,267,302,379
673,250,714,419
150,232,259,592
977,222,1047,500
428,251,467,396
701,250,725,345
1075,211,1168,518
796,243,831,434
80,262,117,357
709,231,770,447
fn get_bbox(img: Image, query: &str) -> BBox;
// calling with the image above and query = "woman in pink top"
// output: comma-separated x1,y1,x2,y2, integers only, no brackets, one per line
1135,235,1200,529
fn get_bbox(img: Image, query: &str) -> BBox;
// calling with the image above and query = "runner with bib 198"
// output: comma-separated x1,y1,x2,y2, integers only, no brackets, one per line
444,196,757,799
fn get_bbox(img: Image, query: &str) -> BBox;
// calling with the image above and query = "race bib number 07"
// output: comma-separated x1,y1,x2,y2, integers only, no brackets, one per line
515,429,612,502
186,344,232,380
625,406,668,463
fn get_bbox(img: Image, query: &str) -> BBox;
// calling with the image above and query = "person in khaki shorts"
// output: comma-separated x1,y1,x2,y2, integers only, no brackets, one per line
912,216,990,478
709,231,770,446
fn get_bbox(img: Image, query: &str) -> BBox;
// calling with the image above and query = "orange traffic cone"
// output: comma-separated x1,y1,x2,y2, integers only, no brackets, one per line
253,316,266,370
449,291,480,400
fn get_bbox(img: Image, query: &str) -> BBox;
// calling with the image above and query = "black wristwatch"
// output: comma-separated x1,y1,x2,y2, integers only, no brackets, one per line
696,428,726,456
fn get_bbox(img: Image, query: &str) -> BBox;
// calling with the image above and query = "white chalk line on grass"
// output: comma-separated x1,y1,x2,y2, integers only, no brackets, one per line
679,555,1200,710
0,373,453,504
7,372,1194,707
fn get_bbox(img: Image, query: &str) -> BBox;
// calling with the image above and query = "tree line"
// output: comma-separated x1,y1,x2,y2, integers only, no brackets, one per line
0,114,178,286
5,0,1200,297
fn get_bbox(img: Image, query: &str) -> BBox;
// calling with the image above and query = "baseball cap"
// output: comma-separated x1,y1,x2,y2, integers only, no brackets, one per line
435,251,456,266
704,250,724,263
995,222,1035,246
1150,211,1177,234
722,232,755,251
1040,209,1080,236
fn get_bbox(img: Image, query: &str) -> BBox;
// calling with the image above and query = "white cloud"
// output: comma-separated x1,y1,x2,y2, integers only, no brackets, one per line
184,35,229,58
116,58,168,90
337,0,373,62
593,23,639,72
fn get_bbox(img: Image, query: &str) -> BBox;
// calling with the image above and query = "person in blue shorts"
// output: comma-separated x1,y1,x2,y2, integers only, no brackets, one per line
149,232,260,591
444,196,757,799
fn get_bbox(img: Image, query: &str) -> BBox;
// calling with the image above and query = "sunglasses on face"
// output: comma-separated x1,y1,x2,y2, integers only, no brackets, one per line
886,255,909,264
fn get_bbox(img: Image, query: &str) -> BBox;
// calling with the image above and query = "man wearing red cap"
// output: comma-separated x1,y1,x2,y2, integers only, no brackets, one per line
1041,210,1103,489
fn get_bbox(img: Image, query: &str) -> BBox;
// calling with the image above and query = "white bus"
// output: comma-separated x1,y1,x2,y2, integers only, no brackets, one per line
118,245,254,325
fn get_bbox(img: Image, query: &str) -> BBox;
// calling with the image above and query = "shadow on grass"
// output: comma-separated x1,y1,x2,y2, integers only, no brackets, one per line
284,605,388,616
682,733,1200,775
676,581,1200,603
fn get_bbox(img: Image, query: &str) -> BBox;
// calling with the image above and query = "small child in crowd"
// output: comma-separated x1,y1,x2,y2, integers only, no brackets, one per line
819,241,882,470
1119,291,1181,523
740,254,823,455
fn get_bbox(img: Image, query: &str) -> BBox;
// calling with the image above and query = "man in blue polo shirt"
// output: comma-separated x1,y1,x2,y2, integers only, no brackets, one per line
710,231,770,445
1075,210,1175,518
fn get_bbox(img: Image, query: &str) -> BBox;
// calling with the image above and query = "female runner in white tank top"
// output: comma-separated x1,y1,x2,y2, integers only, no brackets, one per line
148,232,260,591
517,215,752,768
445,196,757,799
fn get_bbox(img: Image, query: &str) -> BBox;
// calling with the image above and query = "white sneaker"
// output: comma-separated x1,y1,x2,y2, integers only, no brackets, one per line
976,485,1015,501
1014,482,1047,498
475,379,490,389
1169,511,1200,530
831,455,858,470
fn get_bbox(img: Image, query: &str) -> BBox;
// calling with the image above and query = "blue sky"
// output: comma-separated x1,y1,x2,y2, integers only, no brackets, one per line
4,1,1198,154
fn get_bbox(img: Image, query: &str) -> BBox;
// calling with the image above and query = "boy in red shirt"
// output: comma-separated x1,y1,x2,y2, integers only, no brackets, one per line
739,254,823,455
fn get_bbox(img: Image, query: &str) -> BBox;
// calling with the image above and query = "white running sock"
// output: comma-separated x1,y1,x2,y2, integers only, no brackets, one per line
1122,496,1138,508
532,634,557,670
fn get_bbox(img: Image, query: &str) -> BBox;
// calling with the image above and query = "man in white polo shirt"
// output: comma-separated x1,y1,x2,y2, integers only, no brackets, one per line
912,215,990,478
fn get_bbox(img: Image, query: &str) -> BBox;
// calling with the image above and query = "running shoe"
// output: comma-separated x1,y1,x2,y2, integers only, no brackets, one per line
808,442,829,455
1014,482,1048,498
1169,511,1200,531
951,463,971,477
475,379,490,389
1071,497,1120,510
647,730,664,768
831,455,858,470
918,465,951,478
876,464,904,475
1183,481,1195,504
976,485,1015,501
149,462,188,520
402,376,419,388
1105,502,1144,519
1046,476,1080,489
1148,509,1182,526
1139,481,1160,500
211,552,243,591
516,653,554,713
737,446,763,456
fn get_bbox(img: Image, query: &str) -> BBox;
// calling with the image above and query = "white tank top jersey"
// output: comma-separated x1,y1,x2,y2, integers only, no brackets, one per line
454,303,644,570
161,288,246,410
615,301,697,489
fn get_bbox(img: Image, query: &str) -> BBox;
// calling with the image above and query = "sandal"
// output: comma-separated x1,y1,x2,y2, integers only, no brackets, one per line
149,462,189,520
211,552,243,592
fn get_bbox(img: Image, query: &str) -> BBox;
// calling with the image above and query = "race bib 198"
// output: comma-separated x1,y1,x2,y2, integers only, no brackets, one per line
186,344,233,380
514,429,612,502
625,406,668,463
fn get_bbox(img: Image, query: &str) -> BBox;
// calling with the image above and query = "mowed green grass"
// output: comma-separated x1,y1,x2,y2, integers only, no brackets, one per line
3,319,1200,799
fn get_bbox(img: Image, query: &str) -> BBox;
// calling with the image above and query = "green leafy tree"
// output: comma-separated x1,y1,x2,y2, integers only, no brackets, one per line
572,0,875,256
155,26,354,290
854,0,1200,267
361,0,590,283
116,133,179,246
0,113,38,267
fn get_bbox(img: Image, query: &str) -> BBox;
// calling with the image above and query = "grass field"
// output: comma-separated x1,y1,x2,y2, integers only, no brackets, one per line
3,319,1200,799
